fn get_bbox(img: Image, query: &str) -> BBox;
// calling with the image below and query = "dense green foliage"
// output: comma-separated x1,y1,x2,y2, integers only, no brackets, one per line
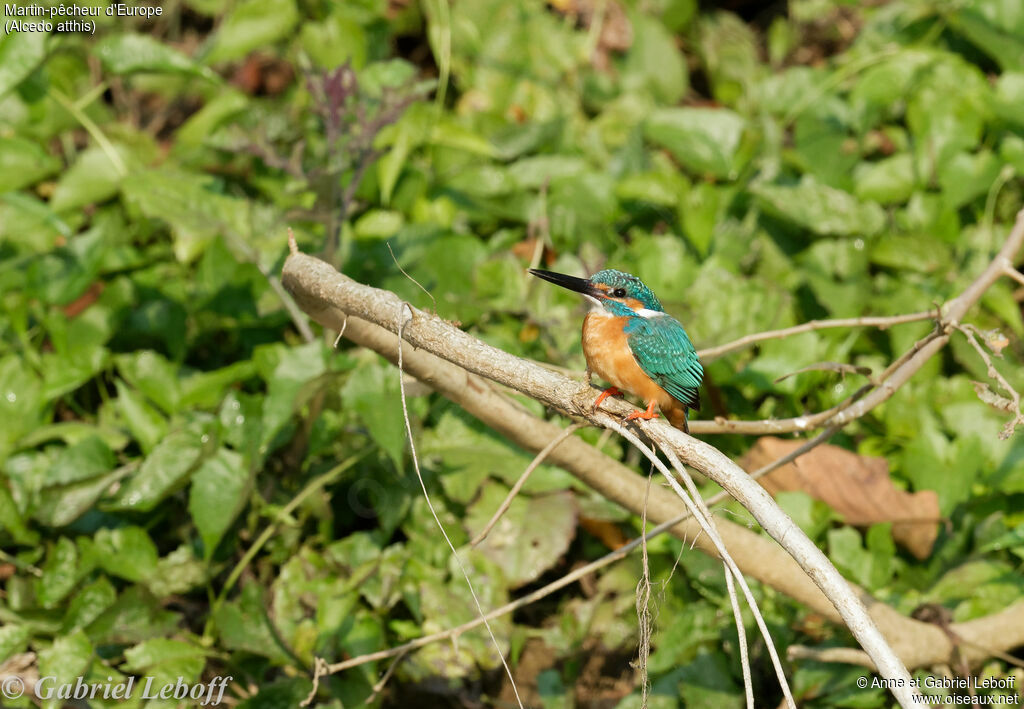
2,0,1024,706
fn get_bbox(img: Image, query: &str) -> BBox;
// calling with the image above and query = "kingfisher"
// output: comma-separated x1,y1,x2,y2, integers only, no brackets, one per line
530,268,703,433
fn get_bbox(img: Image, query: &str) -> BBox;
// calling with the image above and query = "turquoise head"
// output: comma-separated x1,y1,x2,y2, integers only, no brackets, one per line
529,268,663,318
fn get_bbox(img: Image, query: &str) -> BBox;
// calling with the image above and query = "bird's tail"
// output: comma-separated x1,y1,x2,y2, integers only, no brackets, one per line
664,400,690,434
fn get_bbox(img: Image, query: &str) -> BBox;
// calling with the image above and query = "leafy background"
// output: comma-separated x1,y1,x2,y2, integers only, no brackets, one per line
2,0,1024,706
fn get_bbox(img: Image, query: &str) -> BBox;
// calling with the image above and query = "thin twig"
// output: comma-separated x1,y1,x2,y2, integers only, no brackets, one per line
387,241,437,316
957,323,1024,439
696,311,935,362
635,466,654,708
749,425,843,481
725,566,755,709
0,550,42,577
300,657,329,707
787,645,874,666
365,648,409,704
471,422,584,547
394,303,524,709
1004,266,1024,288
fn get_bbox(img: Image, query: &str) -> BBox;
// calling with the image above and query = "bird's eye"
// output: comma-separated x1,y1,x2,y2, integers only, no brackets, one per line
612,288,626,298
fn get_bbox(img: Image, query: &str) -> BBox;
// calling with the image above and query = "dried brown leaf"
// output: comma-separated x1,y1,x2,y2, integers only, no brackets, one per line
741,437,940,559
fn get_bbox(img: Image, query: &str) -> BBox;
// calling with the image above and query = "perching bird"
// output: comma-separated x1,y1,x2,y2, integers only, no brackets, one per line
530,268,703,433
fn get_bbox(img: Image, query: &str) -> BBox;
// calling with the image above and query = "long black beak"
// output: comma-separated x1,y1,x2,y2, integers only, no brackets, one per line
529,269,603,298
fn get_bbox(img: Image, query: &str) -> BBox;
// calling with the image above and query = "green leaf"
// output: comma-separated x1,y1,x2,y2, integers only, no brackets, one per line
176,90,249,147
925,559,1024,621
906,54,990,173
407,554,509,680
110,421,212,512
122,637,208,672
236,678,315,709
96,33,217,79
86,586,181,645
901,436,980,516
50,146,130,212
937,150,1003,208
122,637,208,695
120,168,262,264
751,177,886,236
420,411,573,503
870,235,950,274
189,448,251,557
114,379,168,454
44,435,115,487
0,481,38,545
34,467,127,528
146,545,208,597
115,350,181,415
36,537,79,609
25,226,109,306
465,487,577,588
0,624,29,663
621,12,688,104
205,0,300,64
342,358,406,472
678,651,743,709
0,136,60,192
258,340,330,450
854,154,917,205
94,526,160,583
37,631,93,692
948,7,1024,72
61,576,117,634
180,360,258,410
645,107,746,178
0,192,73,245
0,22,46,100
299,12,367,69
353,209,405,240
214,583,291,662
695,10,759,107
775,490,834,540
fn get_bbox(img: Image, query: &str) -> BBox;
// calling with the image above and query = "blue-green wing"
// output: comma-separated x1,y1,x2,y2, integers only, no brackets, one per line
625,316,703,410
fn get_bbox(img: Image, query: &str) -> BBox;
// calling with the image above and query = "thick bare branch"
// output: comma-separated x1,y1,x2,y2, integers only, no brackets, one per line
282,258,921,704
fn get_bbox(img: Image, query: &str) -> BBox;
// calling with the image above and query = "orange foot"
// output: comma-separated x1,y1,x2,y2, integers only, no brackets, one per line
592,386,621,410
626,400,660,421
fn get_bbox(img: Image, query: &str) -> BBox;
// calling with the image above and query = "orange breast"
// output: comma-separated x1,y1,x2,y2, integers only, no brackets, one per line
582,312,670,405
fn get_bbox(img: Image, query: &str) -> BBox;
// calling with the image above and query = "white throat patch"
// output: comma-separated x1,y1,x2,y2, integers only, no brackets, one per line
634,308,665,318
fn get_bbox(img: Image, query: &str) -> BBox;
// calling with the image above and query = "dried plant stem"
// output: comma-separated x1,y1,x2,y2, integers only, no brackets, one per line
1005,266,1024,287
957,323,1024,439
697,311,935,362
471,422,584,546
395,304,524,709
635,468,653,708
365,648,409,704
725,566,755,709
